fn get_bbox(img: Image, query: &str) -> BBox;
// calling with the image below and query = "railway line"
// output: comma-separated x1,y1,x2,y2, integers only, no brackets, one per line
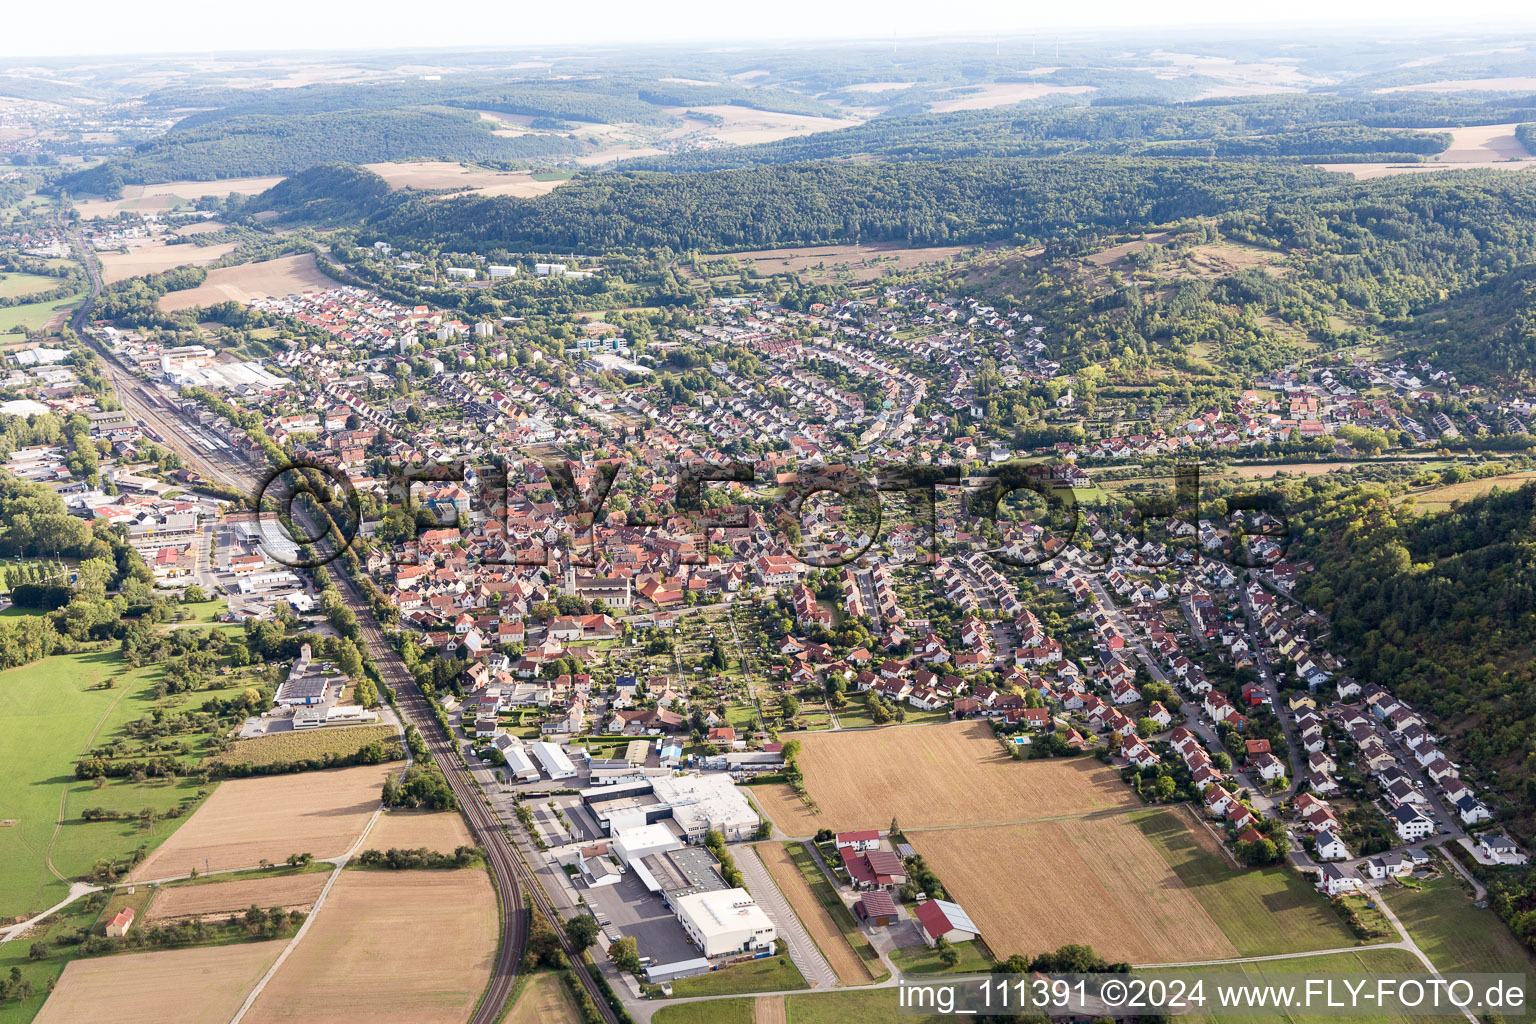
66,228,623,1024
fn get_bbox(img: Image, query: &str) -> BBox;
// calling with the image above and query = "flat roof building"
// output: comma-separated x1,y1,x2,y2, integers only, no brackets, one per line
531,741,577,780
672,888,776,958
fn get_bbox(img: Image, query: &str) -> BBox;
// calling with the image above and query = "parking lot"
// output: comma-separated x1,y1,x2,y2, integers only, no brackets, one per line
581,869,699,965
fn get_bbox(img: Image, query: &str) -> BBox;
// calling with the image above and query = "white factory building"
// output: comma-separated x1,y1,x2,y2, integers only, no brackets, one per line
672,888,777,958
531,741,577,780
650,774,760,842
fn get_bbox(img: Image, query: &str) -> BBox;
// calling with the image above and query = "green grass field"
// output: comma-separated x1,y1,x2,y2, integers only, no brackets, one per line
652,998,753,1024
1134,809,1363,956
0,647,241,917
1169,947,1449,1024
784,989,948,1024
0,290,82,334
0,272,60,300
1384,875,1536,977
664,954,808,998
888,939,993,975
0,888,108,1024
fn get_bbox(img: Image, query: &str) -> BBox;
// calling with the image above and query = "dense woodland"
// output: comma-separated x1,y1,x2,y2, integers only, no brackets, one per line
369,158,1339,251
623,95,1536,172
1287,479,1536,948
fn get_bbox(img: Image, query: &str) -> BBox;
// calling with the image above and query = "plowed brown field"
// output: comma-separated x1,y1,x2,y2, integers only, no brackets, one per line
143,871,329,922
240,868,496,1024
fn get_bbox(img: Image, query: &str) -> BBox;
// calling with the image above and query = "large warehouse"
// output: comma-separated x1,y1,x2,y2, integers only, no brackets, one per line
671,888,777,958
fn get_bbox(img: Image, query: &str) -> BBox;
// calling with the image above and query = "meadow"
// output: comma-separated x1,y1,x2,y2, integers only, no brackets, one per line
0,648,241,918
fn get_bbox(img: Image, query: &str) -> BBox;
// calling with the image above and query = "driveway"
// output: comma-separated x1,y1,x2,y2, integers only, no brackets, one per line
738,843,837,989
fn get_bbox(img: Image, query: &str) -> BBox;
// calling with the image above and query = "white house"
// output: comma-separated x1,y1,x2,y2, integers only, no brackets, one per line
1314,829,1349,861
835,830,880,852
1316,863,1363,897
1477,833,1529,866
1364,852,1413,880
1389,803,1435,843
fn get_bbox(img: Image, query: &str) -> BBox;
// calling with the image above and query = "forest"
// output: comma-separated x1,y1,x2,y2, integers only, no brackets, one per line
370,157,1340,252
55,106,579,194
620,94,1536,172
1287,478,1536,949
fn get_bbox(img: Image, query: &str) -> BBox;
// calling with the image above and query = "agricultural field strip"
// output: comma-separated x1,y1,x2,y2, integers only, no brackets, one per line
226,801,386,1024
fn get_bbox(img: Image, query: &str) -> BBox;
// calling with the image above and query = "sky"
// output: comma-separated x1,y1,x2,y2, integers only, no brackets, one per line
3,0,1536,59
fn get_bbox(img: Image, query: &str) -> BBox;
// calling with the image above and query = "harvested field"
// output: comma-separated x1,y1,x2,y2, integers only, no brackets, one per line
912,816,1237,964
929,82,1094,112
99,240,241,284
207,723,400,768
73,177,285,219
661,106,861,146
144,871,329,922
240,868,497,1024
757,842,873,985
1404,470,1536,514
128,762,392,880
363,160,568,198
754,994,788,1024
33,940,286,1024
749,721,1134,834
360,809,474,854
1315,126,1534,179
1314,161,1536,179
158,253,334,311
508,971,581,1024
1378,77,1536,94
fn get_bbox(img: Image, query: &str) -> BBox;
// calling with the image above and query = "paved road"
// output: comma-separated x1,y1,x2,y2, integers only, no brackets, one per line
737,844,837,989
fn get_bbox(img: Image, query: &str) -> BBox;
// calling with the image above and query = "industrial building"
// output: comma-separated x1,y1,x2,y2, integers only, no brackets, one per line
672,888,777,958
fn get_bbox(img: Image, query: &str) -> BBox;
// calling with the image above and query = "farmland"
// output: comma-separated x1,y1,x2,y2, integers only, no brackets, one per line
128,762,394,881
1133,808,1361,956
239,868,497,1024
98,239,241,284
1400,471,1536,515
358,808,474,855
0,291,81,333
70,176,285,219
157,253,334,311
1169,947,1438,1024
205,723,400,769
142,871,330,923
757,841,881,985
31,940,287,1024
363,161,569,198
749,720,1134,834
1383,874,1536,977
697,242,980,286
508,971,581,1024
911,815,1238,965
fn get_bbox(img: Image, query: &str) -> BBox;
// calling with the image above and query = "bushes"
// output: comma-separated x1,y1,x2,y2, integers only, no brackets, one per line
704,829,744,888
381,762,458,810
354,845,479,869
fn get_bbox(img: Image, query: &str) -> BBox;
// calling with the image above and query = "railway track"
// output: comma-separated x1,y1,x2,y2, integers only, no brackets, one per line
67,229,622,1022
330,574,624,1024
101,372,621,1024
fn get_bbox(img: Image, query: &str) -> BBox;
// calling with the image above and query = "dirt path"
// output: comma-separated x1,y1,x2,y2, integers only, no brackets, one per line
753,995,787,1024
43,679,133,888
